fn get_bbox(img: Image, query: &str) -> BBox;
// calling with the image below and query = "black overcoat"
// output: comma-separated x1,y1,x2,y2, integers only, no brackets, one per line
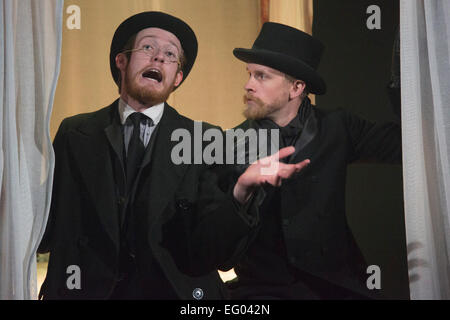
223,104,402,298
38,100,258,299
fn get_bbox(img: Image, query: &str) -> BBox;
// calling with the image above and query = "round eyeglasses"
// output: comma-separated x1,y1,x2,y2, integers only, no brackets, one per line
122,43,180,66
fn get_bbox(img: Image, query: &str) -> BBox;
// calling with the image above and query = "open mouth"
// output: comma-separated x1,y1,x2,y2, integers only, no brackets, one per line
142,68,163,83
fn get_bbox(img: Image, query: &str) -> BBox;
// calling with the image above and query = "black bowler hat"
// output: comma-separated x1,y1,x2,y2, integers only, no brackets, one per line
109,11,198,88
233,22,326,95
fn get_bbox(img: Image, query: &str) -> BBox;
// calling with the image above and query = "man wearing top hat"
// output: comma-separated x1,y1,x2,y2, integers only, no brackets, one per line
37,12,308,300
223,22,401,299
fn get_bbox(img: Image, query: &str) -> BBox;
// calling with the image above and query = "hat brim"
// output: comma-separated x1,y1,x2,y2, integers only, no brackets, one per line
110,12,198,89
233,48,326,95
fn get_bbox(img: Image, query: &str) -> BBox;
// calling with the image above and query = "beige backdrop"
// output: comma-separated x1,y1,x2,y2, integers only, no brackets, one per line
270,0,313,34
51,0,261,138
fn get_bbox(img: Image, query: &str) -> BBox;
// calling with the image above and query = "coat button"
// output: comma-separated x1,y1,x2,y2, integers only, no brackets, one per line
177,199,191,210
192,288,204,300
117,196,126,206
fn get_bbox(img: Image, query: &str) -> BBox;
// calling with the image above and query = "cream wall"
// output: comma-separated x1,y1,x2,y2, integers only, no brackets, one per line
51,0,260,138
269,0,313,35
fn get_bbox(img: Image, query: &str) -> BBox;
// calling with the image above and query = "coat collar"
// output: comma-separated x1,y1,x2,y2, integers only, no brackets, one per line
288,101,320,164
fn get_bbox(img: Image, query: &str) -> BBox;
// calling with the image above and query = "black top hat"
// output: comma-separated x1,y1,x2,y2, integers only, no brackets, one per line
110,11,198,88
233,22,326,95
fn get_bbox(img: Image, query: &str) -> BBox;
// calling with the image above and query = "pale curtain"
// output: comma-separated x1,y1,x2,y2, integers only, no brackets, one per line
0,0,63,299
401,0,450,299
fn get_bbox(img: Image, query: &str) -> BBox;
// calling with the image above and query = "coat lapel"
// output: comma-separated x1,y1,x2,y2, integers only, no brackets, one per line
68,101,121,249
104,115,124,169
288,106,320,164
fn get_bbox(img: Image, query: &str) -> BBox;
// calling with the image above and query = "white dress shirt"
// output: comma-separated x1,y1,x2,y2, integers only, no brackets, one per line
118,98,164,155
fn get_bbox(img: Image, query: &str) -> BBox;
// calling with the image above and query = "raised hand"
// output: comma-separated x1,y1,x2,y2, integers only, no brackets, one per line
233,146,310,204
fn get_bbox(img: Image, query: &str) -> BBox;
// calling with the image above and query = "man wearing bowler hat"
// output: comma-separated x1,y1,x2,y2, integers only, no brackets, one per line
37,12,308,300
225,22,401,299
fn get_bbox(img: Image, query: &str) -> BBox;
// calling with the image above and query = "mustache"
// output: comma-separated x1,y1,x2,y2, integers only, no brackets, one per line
137,65,165,79
243,94,264,106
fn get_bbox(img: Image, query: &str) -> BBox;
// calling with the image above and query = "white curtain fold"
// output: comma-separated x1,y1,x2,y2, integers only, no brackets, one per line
0,0,63,299
401,0,450,299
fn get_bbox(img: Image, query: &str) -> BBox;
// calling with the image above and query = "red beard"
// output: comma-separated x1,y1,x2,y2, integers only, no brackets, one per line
243,94,272,120
124,66,175,106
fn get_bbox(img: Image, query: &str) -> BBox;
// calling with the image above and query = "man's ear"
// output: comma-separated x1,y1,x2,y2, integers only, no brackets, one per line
173,70,183,88
289,80,306,100
115,53,128,72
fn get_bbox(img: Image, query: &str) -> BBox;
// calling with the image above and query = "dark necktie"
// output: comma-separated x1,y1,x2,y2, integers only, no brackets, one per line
126,112,150,193
122,112,152,260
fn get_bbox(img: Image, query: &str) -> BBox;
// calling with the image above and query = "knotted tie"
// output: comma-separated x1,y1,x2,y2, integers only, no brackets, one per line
126,112,151,192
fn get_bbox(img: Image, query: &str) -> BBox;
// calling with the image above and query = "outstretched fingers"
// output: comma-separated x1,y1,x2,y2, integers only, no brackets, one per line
270,146,296,162
277,163,299,179
295,159,310,172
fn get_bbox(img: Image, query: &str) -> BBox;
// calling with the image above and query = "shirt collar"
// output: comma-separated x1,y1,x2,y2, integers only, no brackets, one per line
118,98,165,125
